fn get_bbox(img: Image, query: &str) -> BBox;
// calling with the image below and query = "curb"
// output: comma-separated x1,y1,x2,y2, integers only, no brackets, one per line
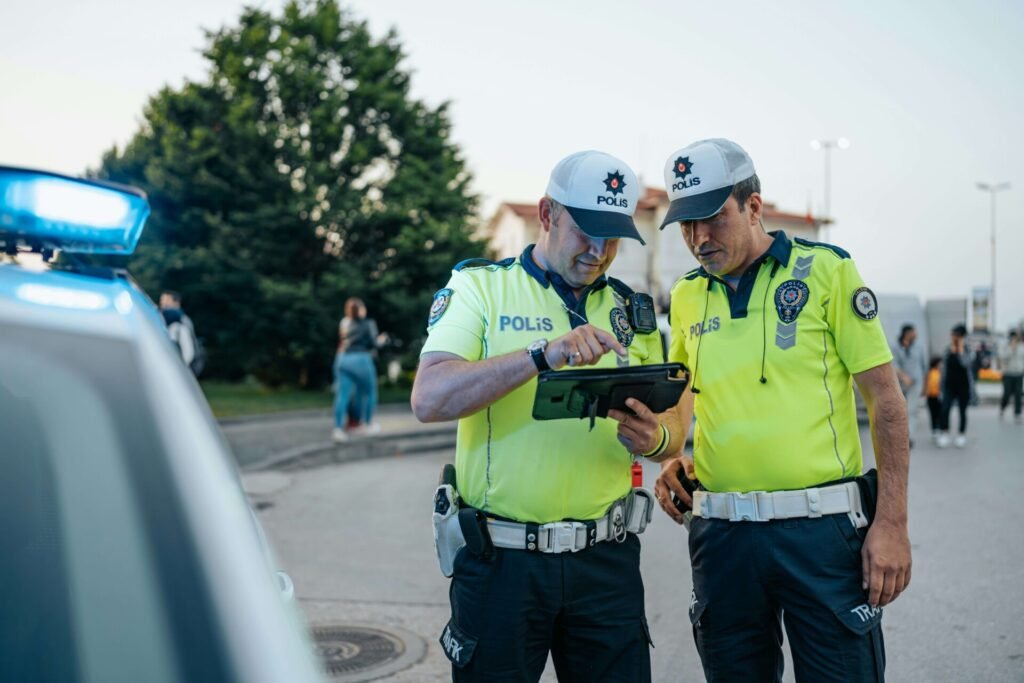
218,402,411,427
219,408,330,427
244,425,457,472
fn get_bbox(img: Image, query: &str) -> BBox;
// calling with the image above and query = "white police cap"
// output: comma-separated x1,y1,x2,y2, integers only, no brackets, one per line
659,138,756,228
546,150,645,244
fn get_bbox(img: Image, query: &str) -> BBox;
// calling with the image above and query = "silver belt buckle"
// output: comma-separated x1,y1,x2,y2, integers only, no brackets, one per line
728,492,765,522
548,522,582,553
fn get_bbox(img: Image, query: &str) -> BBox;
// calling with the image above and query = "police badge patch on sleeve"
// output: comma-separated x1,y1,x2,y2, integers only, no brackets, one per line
610,307,634,347
428,288,453,326
851,287,879,320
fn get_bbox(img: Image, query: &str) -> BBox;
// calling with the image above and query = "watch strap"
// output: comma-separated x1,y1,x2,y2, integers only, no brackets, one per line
529,344,551,372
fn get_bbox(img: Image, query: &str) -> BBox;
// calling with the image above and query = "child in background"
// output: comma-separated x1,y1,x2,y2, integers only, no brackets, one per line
926,356,943,441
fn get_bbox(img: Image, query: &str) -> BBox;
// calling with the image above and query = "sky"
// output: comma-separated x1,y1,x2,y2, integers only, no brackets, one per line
3,0,1023,328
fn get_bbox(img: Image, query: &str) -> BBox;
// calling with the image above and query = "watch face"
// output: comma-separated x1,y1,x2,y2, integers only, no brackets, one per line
528,339,547,353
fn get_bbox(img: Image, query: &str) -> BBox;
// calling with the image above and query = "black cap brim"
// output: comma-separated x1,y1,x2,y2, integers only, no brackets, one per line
658,185,733,229
566,206,646,245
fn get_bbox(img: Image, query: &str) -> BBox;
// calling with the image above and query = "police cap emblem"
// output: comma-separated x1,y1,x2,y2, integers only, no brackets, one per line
852,287,879,320
774,280,810,324
673,156,693,181
603,170,627,196
610,307,634,347
428,288,453,326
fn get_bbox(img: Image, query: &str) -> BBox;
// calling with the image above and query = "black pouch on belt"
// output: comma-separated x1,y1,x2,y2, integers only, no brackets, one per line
458,507,494,560
855,468,878,525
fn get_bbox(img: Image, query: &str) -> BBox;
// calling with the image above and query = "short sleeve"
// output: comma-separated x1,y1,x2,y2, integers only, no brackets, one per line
667,288,690,367
640,326,666,365
827,259,893,374
420,270,487,361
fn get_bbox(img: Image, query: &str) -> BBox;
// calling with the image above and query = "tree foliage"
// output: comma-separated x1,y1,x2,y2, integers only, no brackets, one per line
97,0,478,386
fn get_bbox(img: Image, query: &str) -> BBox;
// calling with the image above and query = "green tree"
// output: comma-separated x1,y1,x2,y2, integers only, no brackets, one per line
98,0,478,386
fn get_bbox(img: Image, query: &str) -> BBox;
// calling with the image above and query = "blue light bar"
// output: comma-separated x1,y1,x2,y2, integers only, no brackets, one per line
0,166,150,255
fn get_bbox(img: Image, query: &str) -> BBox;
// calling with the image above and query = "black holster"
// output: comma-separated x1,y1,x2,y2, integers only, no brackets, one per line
457,507,494,560
855,468,878,525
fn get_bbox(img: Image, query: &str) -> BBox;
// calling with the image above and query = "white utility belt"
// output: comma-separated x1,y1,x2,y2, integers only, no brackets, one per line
693,481,869,529
486,488,654,554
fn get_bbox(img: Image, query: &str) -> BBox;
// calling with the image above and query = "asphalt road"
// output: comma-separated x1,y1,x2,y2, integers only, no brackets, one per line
249,404,1024,682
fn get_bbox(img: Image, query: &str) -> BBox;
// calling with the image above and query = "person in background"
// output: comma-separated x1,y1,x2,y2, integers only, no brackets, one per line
892,324,927,448
938,324,974,448
332,297,387,442
159,290,198,374
926,356,943,440
998,330,1024,424
970,341,990,406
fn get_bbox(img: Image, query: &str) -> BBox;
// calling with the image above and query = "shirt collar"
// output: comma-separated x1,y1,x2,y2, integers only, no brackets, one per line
765,230,792,268
520,244,548,287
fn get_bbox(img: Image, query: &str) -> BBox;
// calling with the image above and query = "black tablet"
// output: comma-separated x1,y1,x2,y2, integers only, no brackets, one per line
532,362,690,427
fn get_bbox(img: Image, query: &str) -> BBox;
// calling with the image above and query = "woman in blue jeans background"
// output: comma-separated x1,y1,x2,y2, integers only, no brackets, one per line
332,297,387,442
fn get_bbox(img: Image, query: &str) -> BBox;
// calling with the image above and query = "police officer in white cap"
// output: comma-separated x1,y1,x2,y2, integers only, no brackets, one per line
413,150,670,681
652,138,911,681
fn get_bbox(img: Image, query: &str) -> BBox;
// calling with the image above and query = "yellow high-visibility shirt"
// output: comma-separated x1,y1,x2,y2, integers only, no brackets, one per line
668,232,892,492
422,245,664,523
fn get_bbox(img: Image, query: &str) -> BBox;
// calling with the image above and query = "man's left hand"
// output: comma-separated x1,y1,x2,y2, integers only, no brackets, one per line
608,398,661,454
861,519,912,608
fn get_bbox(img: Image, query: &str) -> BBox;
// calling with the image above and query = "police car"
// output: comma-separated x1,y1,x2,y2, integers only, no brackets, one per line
0,167,322,682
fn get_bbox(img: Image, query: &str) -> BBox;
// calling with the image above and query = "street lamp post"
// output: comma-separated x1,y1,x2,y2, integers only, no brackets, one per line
810,138,849,242
976,181,1010,332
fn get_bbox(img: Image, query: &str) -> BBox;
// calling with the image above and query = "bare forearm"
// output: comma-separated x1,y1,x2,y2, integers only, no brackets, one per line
648,391,694,463
411,351,538,422
860,369,910,526
413,324,629,423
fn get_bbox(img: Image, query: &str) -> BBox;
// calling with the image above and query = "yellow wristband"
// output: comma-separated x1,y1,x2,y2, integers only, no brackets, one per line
641,423,670,458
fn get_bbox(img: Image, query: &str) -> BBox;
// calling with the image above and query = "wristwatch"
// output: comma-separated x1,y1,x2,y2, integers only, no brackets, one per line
527,339,551,372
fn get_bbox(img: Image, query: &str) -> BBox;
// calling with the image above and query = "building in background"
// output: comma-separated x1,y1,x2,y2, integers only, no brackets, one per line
925,299,970,358
483,188,827,309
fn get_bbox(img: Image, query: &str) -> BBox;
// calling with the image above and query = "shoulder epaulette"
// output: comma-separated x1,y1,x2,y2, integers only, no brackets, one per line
454,256,517,272
793,237,850,259
669,268,704,291
607,277,636,299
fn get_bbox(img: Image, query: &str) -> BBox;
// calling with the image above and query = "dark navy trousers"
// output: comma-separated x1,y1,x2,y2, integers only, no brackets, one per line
688,515,886,682
441,533,652,682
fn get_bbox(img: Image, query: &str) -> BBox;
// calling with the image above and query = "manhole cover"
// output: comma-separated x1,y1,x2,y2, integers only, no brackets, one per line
312,624,423,680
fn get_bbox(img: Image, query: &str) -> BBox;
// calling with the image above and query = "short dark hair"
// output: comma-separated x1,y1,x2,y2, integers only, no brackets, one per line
899,324,915,343
952,323,968,337
929,356,942,369
161,290,181,305
1011,330,1020,340
731,174,761,213
545,196,565,225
